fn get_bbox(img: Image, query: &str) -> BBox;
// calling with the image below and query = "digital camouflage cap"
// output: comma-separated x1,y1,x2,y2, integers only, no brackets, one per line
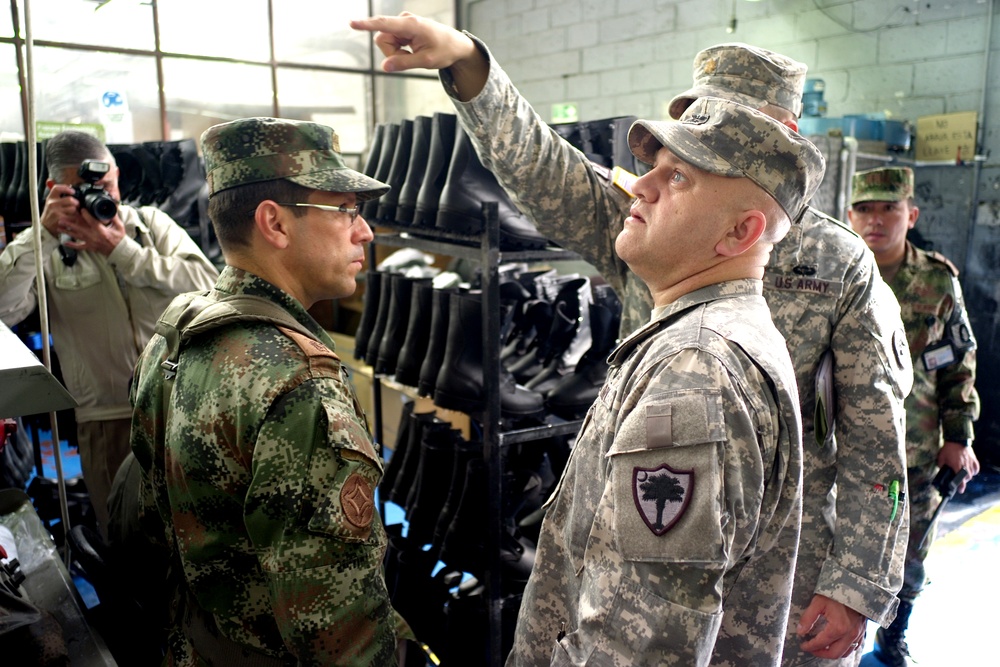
629,97,826,222
201,117,390,200
850,166,914,205
669,43,808,120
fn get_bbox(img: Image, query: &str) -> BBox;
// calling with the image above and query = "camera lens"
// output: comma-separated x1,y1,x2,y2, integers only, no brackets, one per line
83,191,118,221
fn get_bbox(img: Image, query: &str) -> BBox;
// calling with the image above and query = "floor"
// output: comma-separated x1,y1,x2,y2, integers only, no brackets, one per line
859,467,1000,666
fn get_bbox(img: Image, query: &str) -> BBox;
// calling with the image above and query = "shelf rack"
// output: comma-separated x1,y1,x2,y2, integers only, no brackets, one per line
370,203,585,666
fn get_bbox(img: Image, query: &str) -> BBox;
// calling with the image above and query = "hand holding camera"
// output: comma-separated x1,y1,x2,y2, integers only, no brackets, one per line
42,160,124,259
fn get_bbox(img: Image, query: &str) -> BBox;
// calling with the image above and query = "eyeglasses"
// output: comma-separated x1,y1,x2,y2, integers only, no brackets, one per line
276,202,361,225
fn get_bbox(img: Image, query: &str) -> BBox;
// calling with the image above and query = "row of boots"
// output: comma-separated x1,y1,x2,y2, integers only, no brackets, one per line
353,265,622,421
359,113,549,250
359,111,644,252
381,400,569,664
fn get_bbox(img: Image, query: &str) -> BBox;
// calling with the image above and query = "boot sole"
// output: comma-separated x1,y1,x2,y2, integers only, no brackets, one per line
433,388,546,419
435,208,549,251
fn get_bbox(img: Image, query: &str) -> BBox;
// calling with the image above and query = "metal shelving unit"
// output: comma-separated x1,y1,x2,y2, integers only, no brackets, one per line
370,203,584,666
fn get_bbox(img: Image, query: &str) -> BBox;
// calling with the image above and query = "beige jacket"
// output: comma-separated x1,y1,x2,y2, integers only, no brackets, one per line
0,204,218,422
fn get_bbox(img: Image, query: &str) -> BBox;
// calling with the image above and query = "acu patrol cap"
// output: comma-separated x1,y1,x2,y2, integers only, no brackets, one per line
850,166,914,206
201,117,389,200
669,43,807,120
629,97,826,222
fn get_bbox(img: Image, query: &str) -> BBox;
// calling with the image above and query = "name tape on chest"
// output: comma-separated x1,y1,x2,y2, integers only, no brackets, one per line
766,272,843,297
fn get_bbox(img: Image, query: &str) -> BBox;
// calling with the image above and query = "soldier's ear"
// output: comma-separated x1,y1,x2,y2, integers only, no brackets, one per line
908,203,919,228
717,210,766,257
254,200,291,250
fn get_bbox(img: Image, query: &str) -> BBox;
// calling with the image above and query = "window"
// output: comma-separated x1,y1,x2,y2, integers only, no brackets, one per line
0,0,456,147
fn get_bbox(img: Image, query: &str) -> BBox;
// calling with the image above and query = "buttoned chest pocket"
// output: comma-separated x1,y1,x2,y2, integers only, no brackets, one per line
52,251,103,291
607,391,727,564
306,403,384,544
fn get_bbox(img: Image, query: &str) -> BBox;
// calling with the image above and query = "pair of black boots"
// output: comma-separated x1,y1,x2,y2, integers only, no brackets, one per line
355,270,547,419
501,270,623,420
380,405,537,583
549,114,643,175
360,113,548,250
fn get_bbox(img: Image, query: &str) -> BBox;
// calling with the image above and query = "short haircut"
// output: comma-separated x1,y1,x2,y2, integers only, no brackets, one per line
207,178,313,250
45,131,112,182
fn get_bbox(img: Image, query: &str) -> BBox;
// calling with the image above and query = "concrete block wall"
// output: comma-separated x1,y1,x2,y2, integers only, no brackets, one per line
460,0,1000,454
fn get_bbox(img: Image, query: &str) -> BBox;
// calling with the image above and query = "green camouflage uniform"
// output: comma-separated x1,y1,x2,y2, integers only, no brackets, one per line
889,242,979,600
130,118,398,665
510,279,803,666
130,267,397,666
442,36,912,666
851,166,980,603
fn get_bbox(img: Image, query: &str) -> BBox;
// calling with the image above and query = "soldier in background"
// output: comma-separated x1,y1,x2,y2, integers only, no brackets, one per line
848,166,980,667
130,118,409,665
352,14,912,665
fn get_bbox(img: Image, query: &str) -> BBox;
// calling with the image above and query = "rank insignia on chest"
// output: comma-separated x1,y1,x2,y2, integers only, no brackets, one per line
632,464,693,535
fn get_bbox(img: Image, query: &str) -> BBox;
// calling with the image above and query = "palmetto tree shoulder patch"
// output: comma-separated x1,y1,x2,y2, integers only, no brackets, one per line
632,464,694,535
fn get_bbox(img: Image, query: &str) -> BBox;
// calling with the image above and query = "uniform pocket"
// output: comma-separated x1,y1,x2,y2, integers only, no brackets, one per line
52,251,102,290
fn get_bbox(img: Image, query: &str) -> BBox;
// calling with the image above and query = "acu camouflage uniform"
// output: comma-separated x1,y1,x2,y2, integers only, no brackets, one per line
441,36,912,666
508,96,819,664
130,117,398,666
509,280,803,666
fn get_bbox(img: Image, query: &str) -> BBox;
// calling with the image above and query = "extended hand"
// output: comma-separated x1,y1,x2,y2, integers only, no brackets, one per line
350,12,474,72
796,594,866,659
350,12,487,101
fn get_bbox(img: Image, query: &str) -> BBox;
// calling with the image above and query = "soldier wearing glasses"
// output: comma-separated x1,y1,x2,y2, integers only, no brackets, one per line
129,117,411,665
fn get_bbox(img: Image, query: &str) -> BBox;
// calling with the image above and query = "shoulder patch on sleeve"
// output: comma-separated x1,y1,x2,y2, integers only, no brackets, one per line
277,326,341,361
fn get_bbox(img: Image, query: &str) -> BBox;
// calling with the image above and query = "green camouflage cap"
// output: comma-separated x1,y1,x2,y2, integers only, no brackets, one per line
850,167,914,205
669,43,807,120
200,117,389,200
629,97,826,221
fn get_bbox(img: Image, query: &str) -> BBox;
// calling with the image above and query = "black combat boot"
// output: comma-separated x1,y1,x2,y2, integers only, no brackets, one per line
545,284,622,418
353,270,382,361
433,291,545,418
376,118,414,224
364,272,397,369
378,400,416,499
393,280,435,387
376,276,431,376
434,125,548,250
361,122,398,222
405,427,464,547
417,287,458,397
395,114,432,226
413,112,458,229
873,599,914,667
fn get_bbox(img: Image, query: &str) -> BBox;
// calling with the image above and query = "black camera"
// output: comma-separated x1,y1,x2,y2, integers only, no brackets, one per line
71,160,118,221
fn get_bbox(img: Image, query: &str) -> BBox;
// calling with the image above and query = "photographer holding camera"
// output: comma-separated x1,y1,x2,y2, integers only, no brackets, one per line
0,130,218,538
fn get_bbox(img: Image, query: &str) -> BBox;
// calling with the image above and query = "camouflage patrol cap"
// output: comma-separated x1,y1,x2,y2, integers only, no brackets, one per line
200,117,389,200
629,97,826,221
668,43,807,120
850,167,914,205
